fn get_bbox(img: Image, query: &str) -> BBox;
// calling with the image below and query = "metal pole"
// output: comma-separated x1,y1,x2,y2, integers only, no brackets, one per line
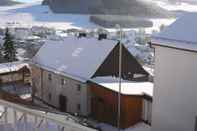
24,113,27,131
117,25,122,131
34,115,38,131
13,110,17,131
4,107,8,124
45,117,48,131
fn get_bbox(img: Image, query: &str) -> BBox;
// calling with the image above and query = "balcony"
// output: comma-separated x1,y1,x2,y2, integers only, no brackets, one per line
0,99,96,131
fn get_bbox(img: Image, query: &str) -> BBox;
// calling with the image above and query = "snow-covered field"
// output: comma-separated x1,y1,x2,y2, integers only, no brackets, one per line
0,1,196,33
0,2,96,30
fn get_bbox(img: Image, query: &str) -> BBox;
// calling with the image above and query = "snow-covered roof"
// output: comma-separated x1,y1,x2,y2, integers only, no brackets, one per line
0,61,29,74
143,66,154,76
151,13,197,51
91,76,153,96
32,37,117,82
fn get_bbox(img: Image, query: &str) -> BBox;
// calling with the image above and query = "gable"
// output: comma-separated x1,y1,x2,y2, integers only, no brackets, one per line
92,43,149,81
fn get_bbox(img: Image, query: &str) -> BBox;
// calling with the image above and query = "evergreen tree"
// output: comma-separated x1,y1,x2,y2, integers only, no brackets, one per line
3,28,17,62
0,48,4,63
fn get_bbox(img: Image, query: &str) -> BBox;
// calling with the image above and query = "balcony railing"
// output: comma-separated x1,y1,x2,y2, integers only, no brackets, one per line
0,99,97,131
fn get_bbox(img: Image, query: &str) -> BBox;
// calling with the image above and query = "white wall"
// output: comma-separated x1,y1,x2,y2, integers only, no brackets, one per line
152,46,197,131
142,99,152,124
31,65,91,116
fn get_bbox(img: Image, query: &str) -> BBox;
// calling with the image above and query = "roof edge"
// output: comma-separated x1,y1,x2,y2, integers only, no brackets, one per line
151,37,197,52
30,61,88,83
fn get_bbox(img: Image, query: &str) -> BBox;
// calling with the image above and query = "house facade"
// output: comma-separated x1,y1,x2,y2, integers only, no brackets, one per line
31,37,149,118
31,65,90,116
151,13,197,131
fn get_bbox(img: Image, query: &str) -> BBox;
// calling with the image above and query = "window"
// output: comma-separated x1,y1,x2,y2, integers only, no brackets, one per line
77,84,81,91
48,93,52,101
77,104,81,111
48,73,52,81
61,78,66,85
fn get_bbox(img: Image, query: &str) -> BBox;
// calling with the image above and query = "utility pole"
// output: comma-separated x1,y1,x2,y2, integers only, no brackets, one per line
116,24,122,131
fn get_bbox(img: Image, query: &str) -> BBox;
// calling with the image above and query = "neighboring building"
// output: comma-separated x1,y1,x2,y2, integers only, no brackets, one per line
31,37,149,117
151,13,197,131
0,62,31,85
88,76,153,129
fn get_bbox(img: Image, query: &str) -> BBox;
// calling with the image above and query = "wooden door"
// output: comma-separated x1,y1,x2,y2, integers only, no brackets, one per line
59,95,67,112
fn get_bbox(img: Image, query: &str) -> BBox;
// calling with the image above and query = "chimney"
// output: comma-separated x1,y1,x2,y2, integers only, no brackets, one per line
98,33,107,40
78,32,87,38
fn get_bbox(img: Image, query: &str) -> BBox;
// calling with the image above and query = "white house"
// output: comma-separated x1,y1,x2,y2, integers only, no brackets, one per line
151,13,197,131
31,37,149,117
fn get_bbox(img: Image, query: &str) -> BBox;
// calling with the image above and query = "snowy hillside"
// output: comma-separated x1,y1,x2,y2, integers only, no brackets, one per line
0,0,20,6
0,1,196,32
0,2,96,30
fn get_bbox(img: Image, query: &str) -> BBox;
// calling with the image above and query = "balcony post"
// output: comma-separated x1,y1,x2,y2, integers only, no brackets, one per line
13,110,18,131
45,118,48,131
34,115,37,131
57,125,61,131
23,113,27,131
4,107,8,124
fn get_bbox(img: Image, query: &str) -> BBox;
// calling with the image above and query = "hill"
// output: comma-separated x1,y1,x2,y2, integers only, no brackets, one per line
0,0,20,6
43,0,172,18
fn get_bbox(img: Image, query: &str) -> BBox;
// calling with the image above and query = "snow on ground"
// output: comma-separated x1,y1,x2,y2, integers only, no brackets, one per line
0,2,97,30
97,122,150,131
17,48,27,61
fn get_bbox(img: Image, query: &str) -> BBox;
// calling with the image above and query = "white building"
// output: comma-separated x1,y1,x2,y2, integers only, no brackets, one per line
151,13,197,131
31,37,116,116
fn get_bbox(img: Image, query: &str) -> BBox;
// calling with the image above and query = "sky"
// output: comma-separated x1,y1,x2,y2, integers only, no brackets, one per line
13,0,42,3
